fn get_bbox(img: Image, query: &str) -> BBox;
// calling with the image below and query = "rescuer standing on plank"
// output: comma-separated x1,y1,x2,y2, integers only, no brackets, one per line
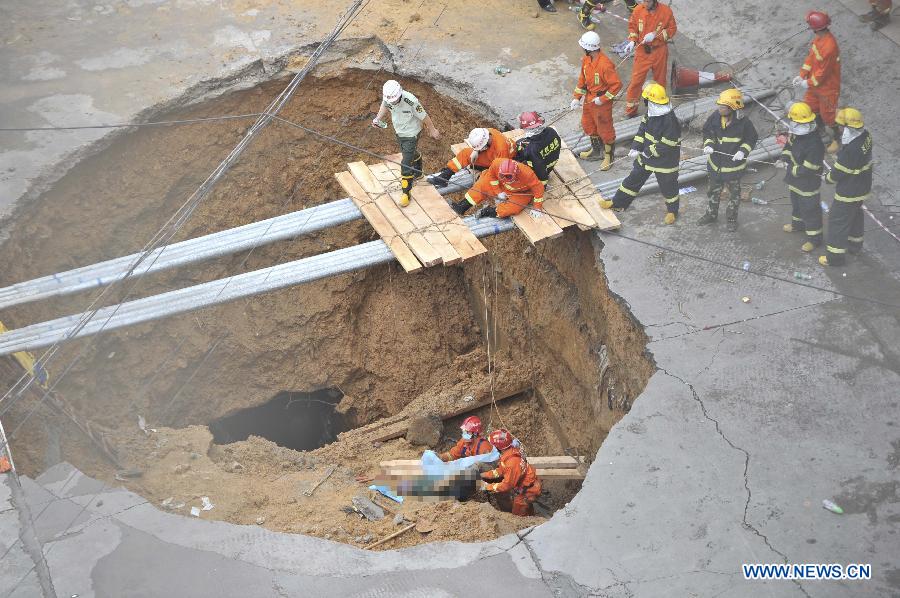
792,11,841,154
600,83,682,224
776,102,825,253
372,80,440,207
480,429,542,516
696,89,759,232
439,416,494,461
819,108,873,267
571,31,622,170
514,111,562,185
428,127,516,189
622,0,676,119
449,158,545,220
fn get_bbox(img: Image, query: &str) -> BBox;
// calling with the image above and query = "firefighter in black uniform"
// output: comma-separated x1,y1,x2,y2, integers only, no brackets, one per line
819,107,873,267
579,0,638,30
600,83,682,224
697,89,759,232
514,111,561,185
777,102,826,252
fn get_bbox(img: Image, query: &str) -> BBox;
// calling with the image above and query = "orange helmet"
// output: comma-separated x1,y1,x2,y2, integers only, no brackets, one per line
460,416,482,435
488,428,513,450
806,10,830,31
498,159,519,182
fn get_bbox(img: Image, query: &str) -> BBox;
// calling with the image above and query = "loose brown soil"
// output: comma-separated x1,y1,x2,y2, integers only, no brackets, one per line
0,69,652,549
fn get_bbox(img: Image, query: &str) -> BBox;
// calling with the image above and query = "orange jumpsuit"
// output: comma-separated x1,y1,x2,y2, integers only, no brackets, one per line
447,128,516,173
481,447,542,516
439,435,493,462
574,53,623,145
625,2,676,117
799,31,841,126
464,158,545,218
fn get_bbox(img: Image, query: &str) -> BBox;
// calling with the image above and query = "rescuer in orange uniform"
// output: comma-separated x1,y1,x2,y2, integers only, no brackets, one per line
439,416,494,462
793,10,841,153
480,429,542,516
449,158,545,219
622,0,676,119
428,128,516,189
571,31,622,170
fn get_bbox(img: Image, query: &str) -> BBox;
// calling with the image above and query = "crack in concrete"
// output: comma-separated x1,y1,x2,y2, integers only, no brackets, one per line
659,367,812,598
695,329,727,377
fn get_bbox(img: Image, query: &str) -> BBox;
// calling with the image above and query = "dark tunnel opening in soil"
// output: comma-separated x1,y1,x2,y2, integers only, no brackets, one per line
209,389,346,451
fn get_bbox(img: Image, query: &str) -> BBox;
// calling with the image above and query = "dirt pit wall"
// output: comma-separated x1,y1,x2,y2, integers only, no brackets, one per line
0,69,652,548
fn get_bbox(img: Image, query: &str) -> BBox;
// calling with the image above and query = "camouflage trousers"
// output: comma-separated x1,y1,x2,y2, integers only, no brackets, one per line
706,178,742,222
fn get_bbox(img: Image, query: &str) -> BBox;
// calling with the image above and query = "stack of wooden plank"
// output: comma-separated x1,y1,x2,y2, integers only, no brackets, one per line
335,158,487,273
379,455,587,481
449,129,620,244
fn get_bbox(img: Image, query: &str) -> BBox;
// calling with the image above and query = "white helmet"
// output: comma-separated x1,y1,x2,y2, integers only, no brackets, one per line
579,31,601,52
466,128,490,151
382,80,402,103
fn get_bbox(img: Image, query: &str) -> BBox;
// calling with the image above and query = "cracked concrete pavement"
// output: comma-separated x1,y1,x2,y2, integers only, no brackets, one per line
2,0,900,596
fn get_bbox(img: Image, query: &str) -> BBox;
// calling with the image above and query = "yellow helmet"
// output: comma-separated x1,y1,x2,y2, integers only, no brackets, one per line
787,102,816,124
835,107,864,128
641,82,669,105
716,89,744,111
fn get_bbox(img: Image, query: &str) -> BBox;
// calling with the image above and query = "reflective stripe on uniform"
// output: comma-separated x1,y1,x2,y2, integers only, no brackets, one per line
848,235,864,243
665,196,679,203
802,160,821,170
574,87,586,95
644,163,679,174
810,75,819,86
465,193,477,205
812,44,823,60
644,132,658,142
617,184,639,197
788,185,819,197
802,63,812,71
489,180,500,186
605,91,616,100
834,193,869,202
740,143,753,153
826,245,847,254
806,228,823,236
451,157,463,170
633,135,645,143
833,161,872,175
659,136,679,147
648,145,660,157
719,136,741,143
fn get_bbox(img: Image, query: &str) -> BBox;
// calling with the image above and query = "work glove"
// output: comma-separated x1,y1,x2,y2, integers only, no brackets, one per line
480,481,490,492
469,150,480,165
642,150,652,160
642,31,656,44
624,40,636,54
703,146,714,155
570,98,582,111
733,150,746,161
497,192,509,201
775,160,787,170
592,96,603,105
371,118,385,128
628,148,640,159
792,76,809,90
530,207,544,219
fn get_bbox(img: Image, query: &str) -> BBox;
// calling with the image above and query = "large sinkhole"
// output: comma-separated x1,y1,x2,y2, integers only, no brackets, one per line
210,389,346,451
0,67,653,548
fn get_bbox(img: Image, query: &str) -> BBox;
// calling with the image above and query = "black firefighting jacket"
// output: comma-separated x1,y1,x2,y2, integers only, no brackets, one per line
780,132,824,196
825,130,873,202
516,127,562,185
702,112,759,182
632,111,681,173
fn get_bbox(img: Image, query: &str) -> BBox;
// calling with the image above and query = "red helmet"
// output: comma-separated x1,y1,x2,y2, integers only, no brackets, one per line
518,111,545,130
498,159,519,182
806,10,830,30
460,416,482,435
488,428,513,450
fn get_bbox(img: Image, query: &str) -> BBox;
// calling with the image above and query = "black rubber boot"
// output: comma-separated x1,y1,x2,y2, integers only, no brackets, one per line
428,167,454,188
450,199,471,216
476,205,498,218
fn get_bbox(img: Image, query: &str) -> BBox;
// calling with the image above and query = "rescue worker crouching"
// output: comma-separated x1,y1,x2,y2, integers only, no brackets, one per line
372,80,440,207
571,31,622,171
428,127,516,189
600,83,682,224
480,429,542,516
776,102,825,253
449,158,546,220
439,416,493,462
819,107,873,267
515,111,562,185
696,89,759,232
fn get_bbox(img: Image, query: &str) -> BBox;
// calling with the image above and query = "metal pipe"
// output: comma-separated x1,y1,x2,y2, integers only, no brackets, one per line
0,216,515,355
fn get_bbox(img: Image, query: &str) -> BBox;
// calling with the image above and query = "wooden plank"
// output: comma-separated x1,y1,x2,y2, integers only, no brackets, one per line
347,161,443,267
335,171,422,273
510,204,565,245
554,142,621,231
380,160,487,262
534,468,585,480
368,162,461,266
544,171,597,230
